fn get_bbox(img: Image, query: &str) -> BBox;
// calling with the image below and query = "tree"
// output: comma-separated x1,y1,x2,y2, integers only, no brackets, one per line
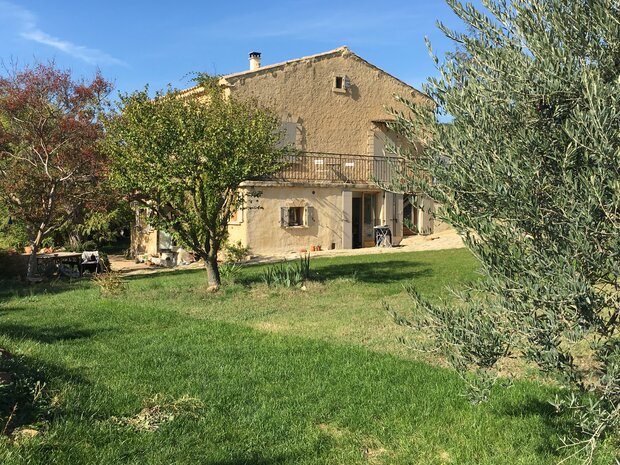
0,63,112,277
105,76,290,290
389,0,619,462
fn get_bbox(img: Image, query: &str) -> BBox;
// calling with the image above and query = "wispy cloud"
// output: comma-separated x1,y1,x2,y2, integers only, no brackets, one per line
0,0,126,66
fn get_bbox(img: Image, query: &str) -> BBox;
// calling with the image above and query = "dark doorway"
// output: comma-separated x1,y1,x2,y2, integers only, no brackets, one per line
352,192,377,249
352,197,362,248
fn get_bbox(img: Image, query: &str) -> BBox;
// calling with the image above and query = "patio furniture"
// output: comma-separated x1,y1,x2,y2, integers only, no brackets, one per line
81,251,101,274
374,225,392,247
24,252,83,277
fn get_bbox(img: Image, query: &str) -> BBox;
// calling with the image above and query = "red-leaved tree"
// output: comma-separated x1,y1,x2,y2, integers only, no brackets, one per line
0,63,112,277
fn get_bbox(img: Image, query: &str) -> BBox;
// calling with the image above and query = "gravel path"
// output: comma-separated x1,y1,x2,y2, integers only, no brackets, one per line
109,229,465,276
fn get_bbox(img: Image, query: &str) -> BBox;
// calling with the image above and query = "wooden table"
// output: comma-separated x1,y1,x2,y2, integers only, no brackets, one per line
22,252,83,277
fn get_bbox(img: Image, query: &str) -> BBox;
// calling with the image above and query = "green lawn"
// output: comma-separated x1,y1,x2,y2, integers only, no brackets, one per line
0,249,607,464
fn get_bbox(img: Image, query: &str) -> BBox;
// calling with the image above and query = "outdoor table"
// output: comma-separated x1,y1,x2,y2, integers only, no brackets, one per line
22,252,84,277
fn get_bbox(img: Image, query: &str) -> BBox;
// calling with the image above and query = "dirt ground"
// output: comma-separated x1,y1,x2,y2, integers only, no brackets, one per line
109,229,465,276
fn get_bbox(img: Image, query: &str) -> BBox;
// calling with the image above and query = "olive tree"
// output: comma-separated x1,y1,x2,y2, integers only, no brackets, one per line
389,1,619,462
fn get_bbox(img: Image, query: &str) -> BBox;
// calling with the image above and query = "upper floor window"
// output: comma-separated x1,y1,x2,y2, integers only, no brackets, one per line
333,75,349,93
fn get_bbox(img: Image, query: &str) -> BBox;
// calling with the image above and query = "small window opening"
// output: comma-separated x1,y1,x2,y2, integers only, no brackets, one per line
335,76,343,89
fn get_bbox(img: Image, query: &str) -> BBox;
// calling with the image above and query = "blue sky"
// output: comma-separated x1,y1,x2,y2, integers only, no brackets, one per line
0,0,480,97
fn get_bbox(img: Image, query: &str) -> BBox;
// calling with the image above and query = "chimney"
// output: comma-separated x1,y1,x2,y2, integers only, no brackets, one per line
249,51,261,71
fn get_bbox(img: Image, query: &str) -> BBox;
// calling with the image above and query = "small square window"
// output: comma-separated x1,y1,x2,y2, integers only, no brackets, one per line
281,206,310,228
332,75,348,93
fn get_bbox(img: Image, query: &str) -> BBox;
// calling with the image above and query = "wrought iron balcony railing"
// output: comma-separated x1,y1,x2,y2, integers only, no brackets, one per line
254,152,404,184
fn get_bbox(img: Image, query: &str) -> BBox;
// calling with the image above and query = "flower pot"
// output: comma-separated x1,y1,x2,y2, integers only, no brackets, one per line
310,245,316,252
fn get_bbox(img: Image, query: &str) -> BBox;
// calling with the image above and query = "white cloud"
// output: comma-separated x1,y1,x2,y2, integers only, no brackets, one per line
0,0,126,66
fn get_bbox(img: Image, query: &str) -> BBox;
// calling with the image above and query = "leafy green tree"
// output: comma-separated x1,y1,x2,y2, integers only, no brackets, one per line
105,76,289,290
390,1,619,462
0,63,112,277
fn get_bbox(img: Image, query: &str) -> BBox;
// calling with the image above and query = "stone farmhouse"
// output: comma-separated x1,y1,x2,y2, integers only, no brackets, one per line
133,46,441,259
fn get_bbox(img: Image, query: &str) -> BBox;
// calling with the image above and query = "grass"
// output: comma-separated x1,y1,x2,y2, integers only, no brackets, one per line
0,249,613,464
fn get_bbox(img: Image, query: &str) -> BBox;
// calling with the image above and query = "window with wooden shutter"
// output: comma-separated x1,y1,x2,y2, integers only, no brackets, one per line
280,206,308,228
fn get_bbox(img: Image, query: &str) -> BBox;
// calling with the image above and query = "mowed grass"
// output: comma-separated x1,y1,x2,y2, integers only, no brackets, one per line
0,249,604,464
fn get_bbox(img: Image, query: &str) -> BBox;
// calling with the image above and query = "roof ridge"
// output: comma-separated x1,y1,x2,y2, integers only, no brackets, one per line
221,46,349,80
178,46,429,100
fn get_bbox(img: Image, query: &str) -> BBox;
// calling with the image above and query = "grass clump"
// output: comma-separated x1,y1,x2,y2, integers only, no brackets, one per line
93,269,125,296
262,254,311,288
109,394,204,432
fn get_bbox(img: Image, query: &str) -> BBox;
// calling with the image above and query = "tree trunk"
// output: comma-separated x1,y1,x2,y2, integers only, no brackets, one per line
26,244,38,280
68,231,83,250
205,253,221,291
26,228,45,280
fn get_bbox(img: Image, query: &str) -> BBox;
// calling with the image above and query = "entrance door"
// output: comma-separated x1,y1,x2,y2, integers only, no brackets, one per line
352,192,377,248
362,193,376,247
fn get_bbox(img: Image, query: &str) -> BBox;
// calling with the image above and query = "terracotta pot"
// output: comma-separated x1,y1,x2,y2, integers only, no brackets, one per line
310,245,316,252
316,245,321,251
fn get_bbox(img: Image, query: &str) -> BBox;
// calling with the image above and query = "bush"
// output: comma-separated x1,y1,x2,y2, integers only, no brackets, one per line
219,262,243,284
223,240,251,263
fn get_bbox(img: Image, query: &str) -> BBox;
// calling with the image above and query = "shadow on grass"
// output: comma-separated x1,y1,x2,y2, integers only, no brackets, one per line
227,258,433,287
0,322,101,344
496,396,571,458
0,278,89,302
120,267,205,282
313,260,433,284
0,349,93,435
209,456,289,465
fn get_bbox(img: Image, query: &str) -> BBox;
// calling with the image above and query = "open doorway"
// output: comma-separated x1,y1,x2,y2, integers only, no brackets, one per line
403,194,419,235
352,192,377,248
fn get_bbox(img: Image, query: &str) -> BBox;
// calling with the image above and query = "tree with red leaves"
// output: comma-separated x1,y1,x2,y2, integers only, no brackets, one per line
0,63,112,278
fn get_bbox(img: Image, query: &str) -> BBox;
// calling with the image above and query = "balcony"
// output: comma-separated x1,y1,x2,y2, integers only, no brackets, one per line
254,152,404,185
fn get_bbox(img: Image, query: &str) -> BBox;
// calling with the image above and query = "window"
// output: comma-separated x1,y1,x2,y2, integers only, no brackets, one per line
332,75,349,93
280,206,310,228
288,207,304,226
230,208,243,224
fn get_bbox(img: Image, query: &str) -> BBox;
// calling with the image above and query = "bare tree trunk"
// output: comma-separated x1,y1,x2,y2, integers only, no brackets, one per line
26,245,38,280
205,253,221,291
68,231,83,250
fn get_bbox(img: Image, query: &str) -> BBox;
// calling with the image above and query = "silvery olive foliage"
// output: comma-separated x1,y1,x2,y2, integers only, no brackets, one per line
388,1,619,463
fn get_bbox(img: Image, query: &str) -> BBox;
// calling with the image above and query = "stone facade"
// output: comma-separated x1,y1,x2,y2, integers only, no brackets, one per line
133,47,437,257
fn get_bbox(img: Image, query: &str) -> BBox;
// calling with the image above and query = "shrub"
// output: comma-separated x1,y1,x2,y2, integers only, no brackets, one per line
224,240,251,263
